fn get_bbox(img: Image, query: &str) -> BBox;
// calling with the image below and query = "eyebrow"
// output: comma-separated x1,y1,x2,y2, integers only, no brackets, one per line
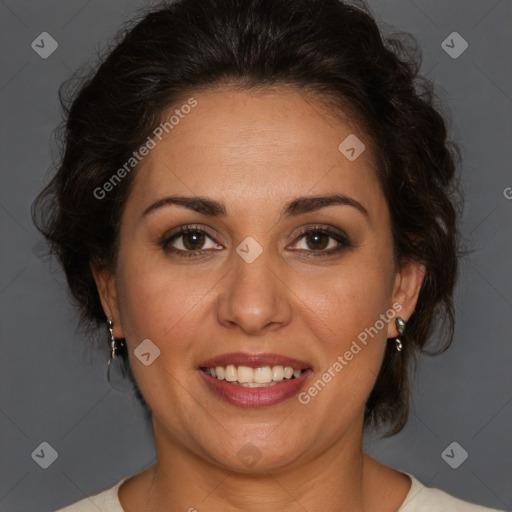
141,193,368,219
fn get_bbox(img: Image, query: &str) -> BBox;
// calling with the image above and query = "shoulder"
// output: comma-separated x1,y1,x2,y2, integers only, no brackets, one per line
399,473,506,512
55,478,126,512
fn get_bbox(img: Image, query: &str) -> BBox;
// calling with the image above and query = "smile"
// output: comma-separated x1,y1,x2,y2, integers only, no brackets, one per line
198,353,312,407
201,365,303,387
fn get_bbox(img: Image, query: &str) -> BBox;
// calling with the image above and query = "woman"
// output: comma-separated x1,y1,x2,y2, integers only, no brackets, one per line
33,0,504,510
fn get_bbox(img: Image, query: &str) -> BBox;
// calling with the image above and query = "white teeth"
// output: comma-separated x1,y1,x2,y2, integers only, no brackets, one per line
272,365,284,381
225,365,237,382
238,381,278,388
237,366,254,383
204,364,304,386
254,366,272,383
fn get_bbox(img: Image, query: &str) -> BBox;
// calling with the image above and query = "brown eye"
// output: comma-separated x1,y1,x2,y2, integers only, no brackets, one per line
304,230,330,250
290,226,351,257
160,225,223,258
181,231,206,250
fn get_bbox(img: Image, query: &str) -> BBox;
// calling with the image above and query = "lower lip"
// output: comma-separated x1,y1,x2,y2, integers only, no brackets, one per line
199,369,312,407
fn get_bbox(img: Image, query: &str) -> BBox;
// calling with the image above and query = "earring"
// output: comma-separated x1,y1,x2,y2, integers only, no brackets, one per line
395,316,406,352
107,319,116,361
106,318,126,380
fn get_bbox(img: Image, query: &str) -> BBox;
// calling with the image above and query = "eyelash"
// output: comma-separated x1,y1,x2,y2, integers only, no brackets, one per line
160,224,351,259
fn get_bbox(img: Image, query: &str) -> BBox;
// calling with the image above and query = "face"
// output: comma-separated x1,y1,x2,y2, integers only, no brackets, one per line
94,86,424,473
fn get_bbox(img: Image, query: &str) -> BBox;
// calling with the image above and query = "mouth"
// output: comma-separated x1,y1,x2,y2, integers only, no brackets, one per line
200,364,304,387
198,353,312,407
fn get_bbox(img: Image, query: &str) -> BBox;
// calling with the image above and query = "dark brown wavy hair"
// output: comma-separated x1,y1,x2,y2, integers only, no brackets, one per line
32,0,461,435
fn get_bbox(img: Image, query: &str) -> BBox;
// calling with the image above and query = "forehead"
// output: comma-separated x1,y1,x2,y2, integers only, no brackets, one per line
127,86,384,215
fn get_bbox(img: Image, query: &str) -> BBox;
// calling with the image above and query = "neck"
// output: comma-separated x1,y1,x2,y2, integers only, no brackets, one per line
144,417,373,512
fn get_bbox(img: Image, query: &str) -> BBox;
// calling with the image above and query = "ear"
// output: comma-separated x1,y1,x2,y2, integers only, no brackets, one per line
387,258,426,338
90,260,124,338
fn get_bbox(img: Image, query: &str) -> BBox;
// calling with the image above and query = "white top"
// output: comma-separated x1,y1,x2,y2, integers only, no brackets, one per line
56,472,505,511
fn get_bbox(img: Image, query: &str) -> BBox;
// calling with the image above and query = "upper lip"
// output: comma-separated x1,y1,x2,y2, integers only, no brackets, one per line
199,352,311,370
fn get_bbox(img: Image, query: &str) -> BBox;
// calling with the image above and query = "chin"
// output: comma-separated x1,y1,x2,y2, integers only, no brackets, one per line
200,434,308,474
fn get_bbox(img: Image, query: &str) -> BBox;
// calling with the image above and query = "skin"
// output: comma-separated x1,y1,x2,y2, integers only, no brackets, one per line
92,86,425,512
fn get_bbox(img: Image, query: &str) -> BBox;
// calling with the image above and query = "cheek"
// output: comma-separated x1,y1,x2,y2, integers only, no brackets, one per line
297,250,395,342
113,250,207,418
292,247,395,401
114,248,206,356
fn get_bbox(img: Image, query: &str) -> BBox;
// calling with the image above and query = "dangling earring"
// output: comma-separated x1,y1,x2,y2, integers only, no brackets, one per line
107,319,116,360
106,318,125,380
395,316,406,352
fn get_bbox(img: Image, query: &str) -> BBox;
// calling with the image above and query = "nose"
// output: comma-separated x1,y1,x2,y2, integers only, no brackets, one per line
216,247,293,336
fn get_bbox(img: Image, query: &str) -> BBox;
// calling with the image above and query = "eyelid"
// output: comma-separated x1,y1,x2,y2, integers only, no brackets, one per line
292,223,349,240
161,224,221,244
160,223,351,257
159,225,222,259
288,224,351,253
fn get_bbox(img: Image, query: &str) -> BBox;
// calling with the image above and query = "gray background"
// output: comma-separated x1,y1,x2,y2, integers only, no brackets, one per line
0,0,511,510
